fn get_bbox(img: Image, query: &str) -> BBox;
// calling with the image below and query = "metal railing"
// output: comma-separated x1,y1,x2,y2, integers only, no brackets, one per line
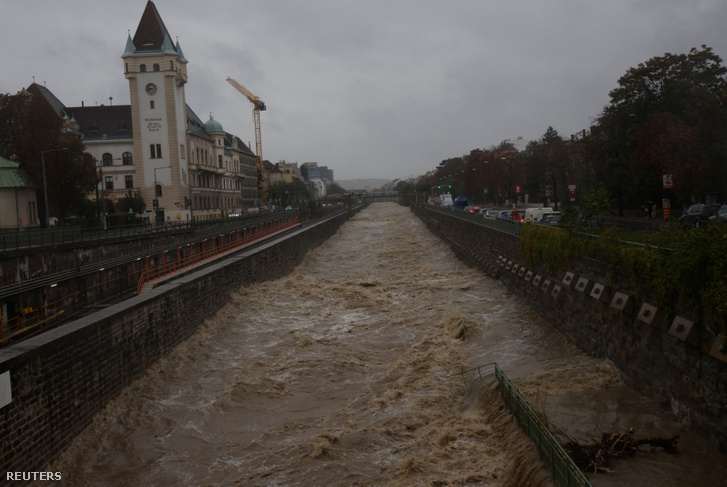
0,222,193,252
424,205,523,236
135,216,300,294
449,363,592,487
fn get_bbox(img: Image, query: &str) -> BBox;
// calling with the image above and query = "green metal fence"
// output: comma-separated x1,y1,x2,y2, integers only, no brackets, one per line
449,363,592,487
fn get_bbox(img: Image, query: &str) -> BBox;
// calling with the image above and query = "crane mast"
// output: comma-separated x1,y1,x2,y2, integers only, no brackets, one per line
226,76,267,205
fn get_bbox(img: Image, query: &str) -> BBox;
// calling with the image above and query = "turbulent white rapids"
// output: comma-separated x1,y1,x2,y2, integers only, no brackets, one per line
46,203,726,486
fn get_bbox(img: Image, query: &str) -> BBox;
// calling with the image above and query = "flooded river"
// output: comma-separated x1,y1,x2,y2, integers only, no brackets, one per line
48,203,726,486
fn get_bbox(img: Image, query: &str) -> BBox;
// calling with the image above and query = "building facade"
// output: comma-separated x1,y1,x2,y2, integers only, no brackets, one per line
0,156,38,229
28,1,260,224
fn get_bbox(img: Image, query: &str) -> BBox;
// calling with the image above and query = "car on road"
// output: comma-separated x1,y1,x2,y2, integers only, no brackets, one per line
510,210,525,223
482,209,500,220
524,207,553,223
680,203,721,228
708,204,727,224
540,212,562,226
534,211,561,224
228,211,241,218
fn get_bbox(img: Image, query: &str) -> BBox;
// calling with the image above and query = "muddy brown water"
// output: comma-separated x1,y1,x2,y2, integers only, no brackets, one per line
45,203,726,486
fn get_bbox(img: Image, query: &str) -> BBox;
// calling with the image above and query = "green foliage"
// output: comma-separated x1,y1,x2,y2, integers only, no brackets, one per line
520,224,572,274
121,189,146,215
580,185,612,228
520,222,727,335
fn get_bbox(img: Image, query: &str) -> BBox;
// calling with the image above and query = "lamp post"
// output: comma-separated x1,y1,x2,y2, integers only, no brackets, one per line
154,165,172,224
96,156,122,230
41,147,68,228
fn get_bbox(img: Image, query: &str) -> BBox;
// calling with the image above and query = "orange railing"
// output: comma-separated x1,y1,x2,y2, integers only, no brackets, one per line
135,216,299,294
0,216,300,345
0,293,79,344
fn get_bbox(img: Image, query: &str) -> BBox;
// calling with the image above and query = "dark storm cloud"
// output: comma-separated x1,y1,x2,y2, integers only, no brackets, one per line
2,0,726,179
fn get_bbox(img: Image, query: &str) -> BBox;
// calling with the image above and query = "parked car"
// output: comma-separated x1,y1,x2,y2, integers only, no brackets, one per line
497,210,511,220
483,209,500,220
454,197,469,210
509,210,525,223
540,213,562,226
524,207,553,223
228,211,241,218
534,211,561,224
708,204,727,223
680,203,721,228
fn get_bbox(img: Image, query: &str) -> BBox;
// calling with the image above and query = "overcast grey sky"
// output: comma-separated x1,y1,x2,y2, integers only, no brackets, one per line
2,1,726,181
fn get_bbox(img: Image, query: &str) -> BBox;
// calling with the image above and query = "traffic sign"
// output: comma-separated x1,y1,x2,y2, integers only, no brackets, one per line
663,174,673,189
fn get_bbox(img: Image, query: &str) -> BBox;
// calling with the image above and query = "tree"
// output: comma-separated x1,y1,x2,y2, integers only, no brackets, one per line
597,45,727,203
0,91,97,225
580,184,612,228
121,189,146,215
326,181,345,195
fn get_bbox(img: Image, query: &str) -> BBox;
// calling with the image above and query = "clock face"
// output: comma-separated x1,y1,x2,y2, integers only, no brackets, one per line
145,83,157,95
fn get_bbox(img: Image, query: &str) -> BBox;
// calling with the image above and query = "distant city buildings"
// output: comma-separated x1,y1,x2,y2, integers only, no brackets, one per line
301,162,334,182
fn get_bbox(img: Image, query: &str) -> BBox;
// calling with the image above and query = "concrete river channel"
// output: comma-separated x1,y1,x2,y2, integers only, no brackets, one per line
42,203,727,486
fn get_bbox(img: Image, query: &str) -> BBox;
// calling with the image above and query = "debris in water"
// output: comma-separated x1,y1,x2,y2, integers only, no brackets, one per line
561,428,679,473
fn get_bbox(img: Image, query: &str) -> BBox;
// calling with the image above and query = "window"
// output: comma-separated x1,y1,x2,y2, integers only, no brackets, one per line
180,144,186,159
150,144,162,158
170,61,174,70
140,64,146,72
150,100,155,109
125,175,133,189
155,184,163,197
102,153,113,166
153,63,160,72
218,155,223,167
105,176,113,190
123,152,133,165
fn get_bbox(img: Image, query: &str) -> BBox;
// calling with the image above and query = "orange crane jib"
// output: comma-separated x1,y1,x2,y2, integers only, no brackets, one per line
226,76,266,205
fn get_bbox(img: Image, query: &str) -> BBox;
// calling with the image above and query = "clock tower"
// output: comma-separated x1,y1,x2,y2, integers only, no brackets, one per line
122,0,190,223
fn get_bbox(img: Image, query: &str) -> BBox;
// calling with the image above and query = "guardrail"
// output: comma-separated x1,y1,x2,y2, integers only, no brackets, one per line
449,363,592,487
135,216,300,294
0,222,193,252
425,205,523,236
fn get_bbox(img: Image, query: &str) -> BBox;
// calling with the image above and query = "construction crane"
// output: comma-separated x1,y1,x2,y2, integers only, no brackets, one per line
226,76,267,205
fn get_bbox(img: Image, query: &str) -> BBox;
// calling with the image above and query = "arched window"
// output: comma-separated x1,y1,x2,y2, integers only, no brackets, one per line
140,64,146,72
153,63,160,72
122,152,133,165
155,184,163,197
102,153,113,166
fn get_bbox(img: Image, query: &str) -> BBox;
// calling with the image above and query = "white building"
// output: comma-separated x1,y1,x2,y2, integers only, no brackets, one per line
28,1,260,223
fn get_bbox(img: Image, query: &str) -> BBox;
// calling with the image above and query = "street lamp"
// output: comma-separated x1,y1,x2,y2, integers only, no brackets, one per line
41,147,68,228
154,165,172,224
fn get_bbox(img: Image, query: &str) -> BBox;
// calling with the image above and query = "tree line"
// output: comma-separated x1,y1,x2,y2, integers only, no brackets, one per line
399,45,727,215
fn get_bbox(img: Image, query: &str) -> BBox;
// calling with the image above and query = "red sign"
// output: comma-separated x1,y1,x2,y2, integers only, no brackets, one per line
515,185,521,193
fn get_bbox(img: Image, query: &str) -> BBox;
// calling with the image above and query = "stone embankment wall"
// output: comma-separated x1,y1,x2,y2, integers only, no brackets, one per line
0,209,356,480
415,206,727,454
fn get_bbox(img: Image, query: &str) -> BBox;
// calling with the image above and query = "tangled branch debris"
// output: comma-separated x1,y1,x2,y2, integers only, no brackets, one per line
561,428,679,473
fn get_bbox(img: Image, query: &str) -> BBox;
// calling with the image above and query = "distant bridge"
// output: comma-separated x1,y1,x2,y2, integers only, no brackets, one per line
363,191,400,203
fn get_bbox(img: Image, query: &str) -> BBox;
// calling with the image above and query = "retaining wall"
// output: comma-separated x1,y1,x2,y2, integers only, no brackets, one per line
0,209,355,480
415,205,727,454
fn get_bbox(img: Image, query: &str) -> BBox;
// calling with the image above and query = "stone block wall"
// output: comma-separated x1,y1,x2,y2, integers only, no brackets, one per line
0,210,353,481
416,206,727,454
